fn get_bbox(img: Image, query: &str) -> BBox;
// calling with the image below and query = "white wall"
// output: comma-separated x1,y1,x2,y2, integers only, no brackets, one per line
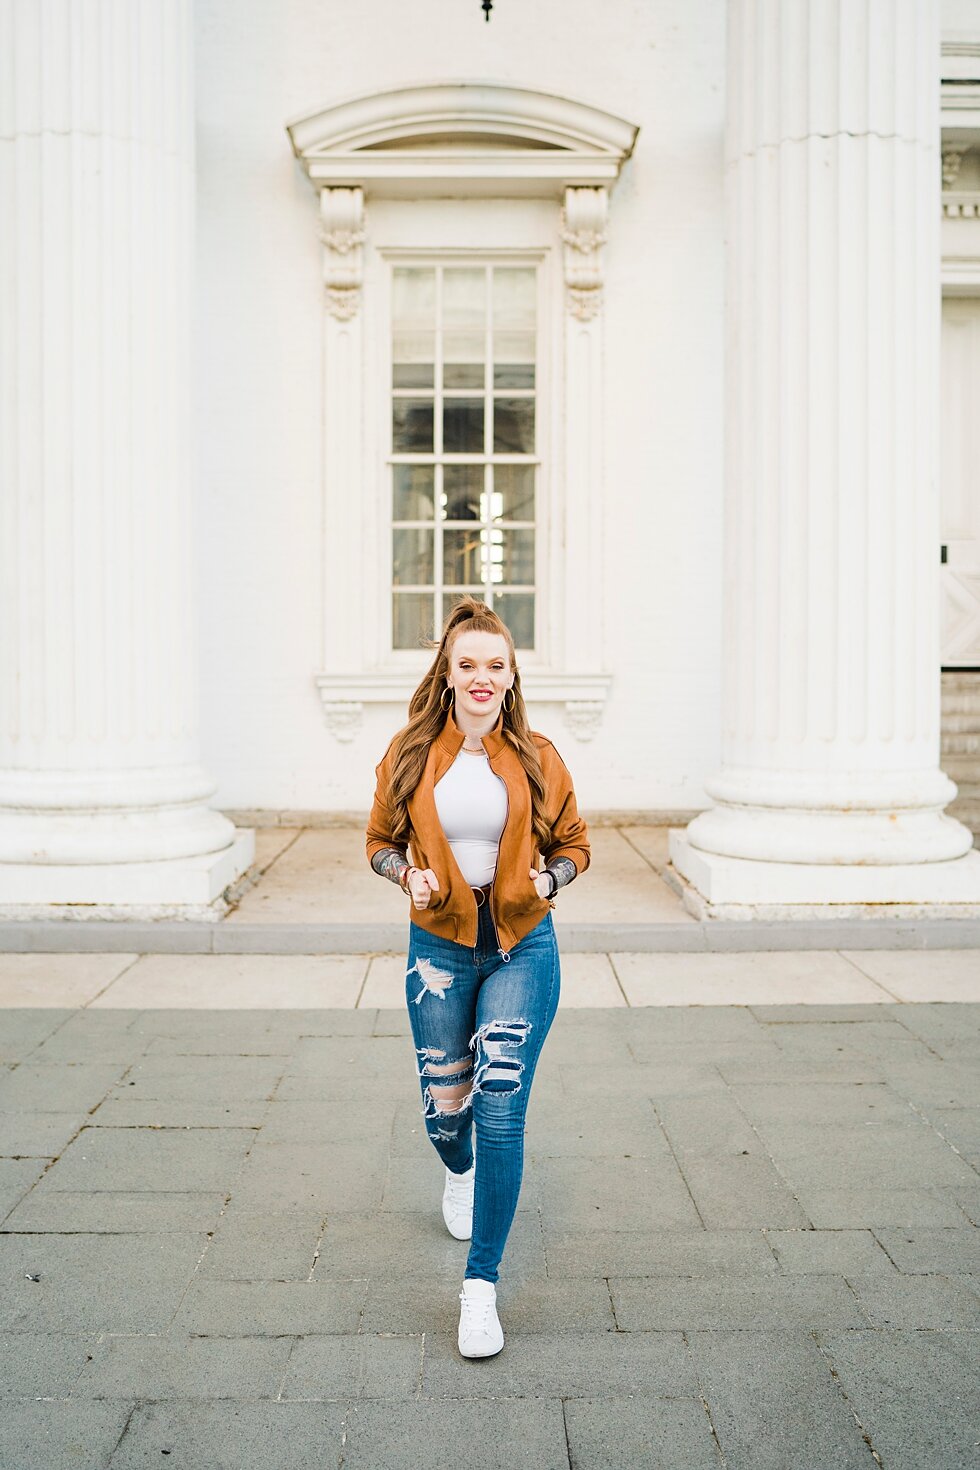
192,0,726,816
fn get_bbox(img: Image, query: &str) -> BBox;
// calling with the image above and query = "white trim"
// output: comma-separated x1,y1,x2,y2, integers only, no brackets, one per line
287,82,637,199
288,86,639,743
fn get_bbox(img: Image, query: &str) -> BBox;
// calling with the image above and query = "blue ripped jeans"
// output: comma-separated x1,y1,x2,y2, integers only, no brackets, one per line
405,894,561,1284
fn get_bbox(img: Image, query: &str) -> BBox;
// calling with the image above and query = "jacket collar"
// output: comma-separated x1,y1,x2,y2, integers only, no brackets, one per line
436,701,511,759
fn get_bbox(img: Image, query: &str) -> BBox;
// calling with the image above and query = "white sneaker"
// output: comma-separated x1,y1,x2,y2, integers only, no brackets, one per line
457,1277,504,1358
442,1163,475,1240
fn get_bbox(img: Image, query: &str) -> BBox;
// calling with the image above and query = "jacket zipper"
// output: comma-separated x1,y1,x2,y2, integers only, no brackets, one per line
482,746,512,962
487,881,511,962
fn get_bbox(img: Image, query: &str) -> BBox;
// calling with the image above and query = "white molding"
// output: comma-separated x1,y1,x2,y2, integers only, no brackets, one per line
288,86,638,746
315,670,613,743
320,187,365,320
287,82,637,199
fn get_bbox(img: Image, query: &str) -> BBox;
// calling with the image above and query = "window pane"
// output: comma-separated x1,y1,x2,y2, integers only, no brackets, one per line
393,399,434,453
444,464,483,522
493,592,534,648
443,399,484,454
493,398,534,454
393,527,433,585
393,269,435,388
490,528,535,585
491,465,534,521
444,268,485,390
393,465,435,521
393,591,434,649
444,528,486,585
493,268,536,389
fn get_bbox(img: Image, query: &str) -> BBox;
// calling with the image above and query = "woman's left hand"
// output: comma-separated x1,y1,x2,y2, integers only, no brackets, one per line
529,866,552,899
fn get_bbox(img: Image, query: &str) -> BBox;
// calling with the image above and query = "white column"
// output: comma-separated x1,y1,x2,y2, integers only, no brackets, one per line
670,0,980,908
0,0,252,910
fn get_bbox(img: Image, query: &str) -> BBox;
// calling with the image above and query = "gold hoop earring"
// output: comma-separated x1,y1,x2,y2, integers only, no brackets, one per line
440,685,454,711
503,687,516,713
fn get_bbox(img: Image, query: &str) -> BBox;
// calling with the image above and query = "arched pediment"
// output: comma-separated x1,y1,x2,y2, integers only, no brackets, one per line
286,82,638,196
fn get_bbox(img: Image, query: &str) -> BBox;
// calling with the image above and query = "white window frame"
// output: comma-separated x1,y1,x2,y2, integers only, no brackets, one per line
286,83,638,741
383,247,550,662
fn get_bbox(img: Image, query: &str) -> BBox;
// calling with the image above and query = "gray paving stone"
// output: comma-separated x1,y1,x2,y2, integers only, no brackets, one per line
873,1226,980,1274
765,1228,895,1273
554,1059,728,1100
674,1153,811,1229
312,1209,547,1282
688,1329,877,1469
89,1096,269,1128
524,1096,665,1158
0,1062,127,1112
117,1054,287,1102
421,1328,698,1398
358,1274,616,1336
925,1106,980,1164
2,1188,229,1234
106,1401,347,1469
339,1398,570,1470
198,1209,325,1280
168,1277,366,1336
609,1273,867,1330
256,1099,398,1146
533,1155,701,1232
882,1003,980,1059
728,1077,915,1127
288,1034,410,1076
280,1333,423,1399
0,1108,87,1158
75,1334,292,1399
28,1012,147,1064
562,1396,721,1470
844,1271,980,1328
950,1185,980,1225
816,1328,980,1469
0,1232,208,1333
0,1332,95,1397
231,1143,387,1212
0,1012,67,1062
0,1157,47,1220
794,1185,973,1229
0,1398,133,1470
543,1227,779,1279
768,1123,977,1192
30,1125,256,1194
880,1059,980,1111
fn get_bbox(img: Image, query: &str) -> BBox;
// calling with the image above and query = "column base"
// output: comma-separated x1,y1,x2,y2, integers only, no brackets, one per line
0,831,255,921
668,829,980,920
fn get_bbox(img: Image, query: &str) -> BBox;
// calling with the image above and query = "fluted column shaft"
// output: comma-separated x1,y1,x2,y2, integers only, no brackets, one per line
688,0,972,865
0,0,233,864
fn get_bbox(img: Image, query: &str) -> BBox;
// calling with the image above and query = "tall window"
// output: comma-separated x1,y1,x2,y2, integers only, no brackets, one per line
389,262,538,650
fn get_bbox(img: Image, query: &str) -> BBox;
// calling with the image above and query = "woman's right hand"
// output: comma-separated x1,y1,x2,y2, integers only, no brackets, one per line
407,867,440,910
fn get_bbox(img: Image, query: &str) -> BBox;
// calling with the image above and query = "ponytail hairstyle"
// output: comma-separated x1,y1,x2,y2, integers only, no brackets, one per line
382,596,551,851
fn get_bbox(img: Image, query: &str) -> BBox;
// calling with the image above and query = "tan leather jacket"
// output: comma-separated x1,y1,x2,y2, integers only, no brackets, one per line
365,704,591,954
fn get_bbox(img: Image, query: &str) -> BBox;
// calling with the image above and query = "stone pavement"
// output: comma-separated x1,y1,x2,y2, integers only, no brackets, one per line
1,958,979,1468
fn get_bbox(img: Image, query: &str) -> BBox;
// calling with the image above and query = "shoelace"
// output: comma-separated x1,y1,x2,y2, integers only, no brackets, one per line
447,1173,474,1207
459,1290,495,1332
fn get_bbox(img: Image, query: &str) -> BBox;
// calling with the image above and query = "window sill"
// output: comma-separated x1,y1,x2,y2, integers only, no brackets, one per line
315,669,611,742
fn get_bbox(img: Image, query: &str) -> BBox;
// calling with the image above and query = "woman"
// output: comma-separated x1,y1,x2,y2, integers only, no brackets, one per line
365,597,590,1358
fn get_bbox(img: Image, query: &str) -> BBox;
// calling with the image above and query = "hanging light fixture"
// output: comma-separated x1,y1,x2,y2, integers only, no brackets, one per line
482,0,493,18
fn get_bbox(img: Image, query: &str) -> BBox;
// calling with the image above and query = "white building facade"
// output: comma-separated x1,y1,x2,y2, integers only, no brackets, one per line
2,0,980,917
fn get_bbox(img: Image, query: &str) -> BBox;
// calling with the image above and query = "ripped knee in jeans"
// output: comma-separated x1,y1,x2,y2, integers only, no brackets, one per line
468,1018,532,1098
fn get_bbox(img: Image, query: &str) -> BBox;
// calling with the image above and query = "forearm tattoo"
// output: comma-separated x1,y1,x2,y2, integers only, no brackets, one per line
544,856,578,897
371,846,411,888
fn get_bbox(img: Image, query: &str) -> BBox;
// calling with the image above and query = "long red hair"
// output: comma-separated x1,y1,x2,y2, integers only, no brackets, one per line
382,596,551,851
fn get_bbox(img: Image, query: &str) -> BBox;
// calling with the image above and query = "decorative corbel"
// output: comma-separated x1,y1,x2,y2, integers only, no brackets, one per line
319,187,365,320
942,147,965,191
560,186,608,322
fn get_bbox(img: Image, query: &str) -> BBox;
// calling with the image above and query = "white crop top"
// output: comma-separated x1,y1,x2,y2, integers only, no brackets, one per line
433,746,508,887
